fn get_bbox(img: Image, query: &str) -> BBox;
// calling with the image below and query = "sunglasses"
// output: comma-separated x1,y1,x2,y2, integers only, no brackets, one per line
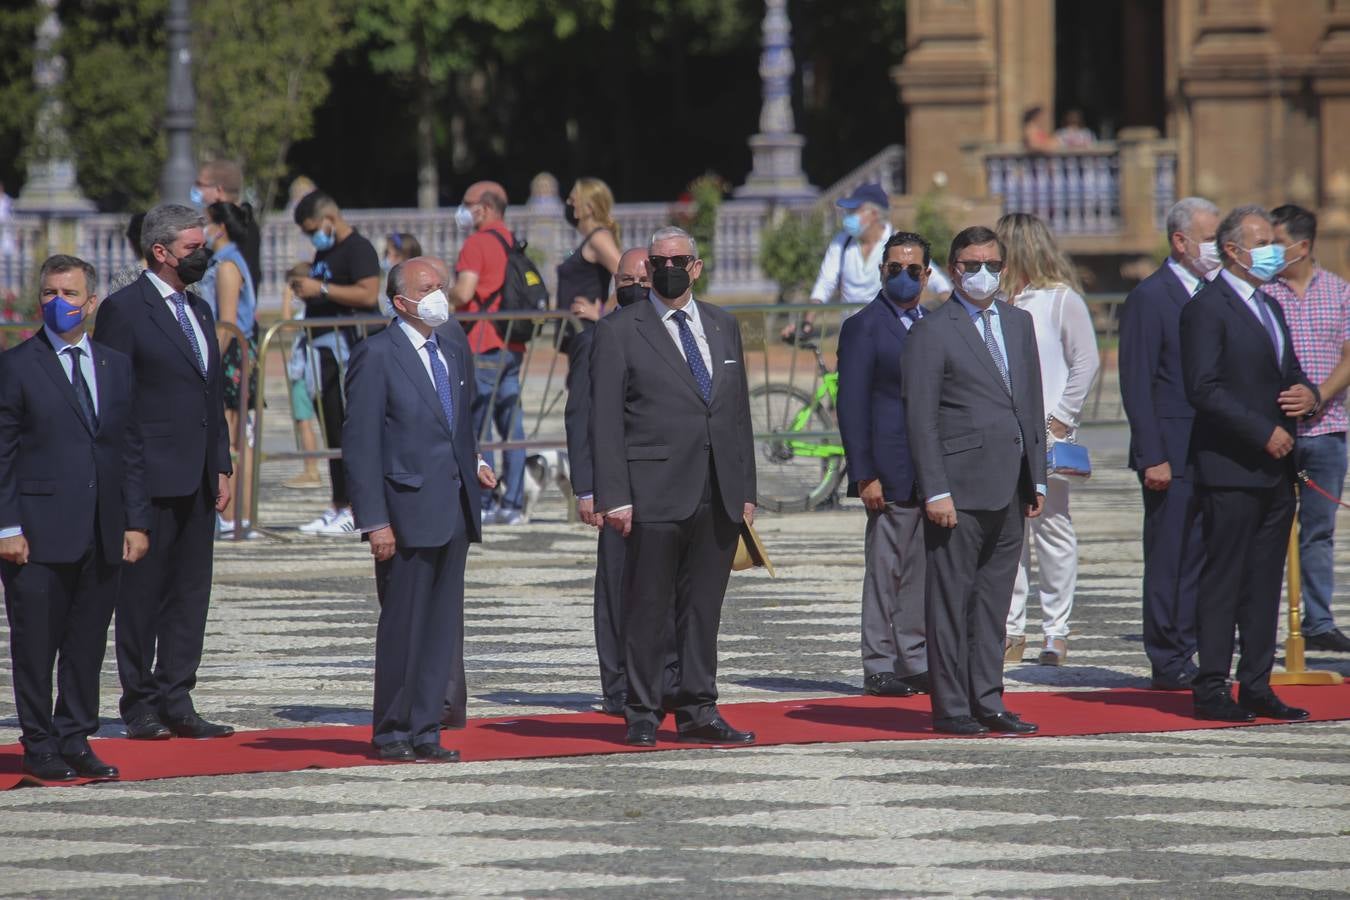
883,262,926,280
954,260,1004,274
649,254,696,270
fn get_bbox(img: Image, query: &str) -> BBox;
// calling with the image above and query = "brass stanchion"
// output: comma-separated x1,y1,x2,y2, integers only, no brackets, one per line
1271,502,1343,686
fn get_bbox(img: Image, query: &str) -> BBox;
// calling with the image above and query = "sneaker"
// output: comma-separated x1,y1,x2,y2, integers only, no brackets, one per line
299,508,339,534
496,508,527,525
216,515,261,540
312,507,356,536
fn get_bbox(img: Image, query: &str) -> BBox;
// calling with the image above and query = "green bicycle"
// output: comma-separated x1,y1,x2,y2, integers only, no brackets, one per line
750,335,848,512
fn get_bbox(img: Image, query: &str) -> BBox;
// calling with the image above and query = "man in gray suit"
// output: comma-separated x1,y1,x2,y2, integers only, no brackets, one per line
591,226,757,748
343,257,497,762
903,226,1048,736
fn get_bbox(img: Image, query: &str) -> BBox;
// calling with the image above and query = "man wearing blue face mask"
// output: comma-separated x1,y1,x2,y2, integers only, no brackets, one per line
1181,205,1320,723
836,232,933,699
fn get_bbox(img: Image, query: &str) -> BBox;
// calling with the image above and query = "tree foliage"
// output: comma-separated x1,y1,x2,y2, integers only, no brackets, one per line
759,209,829,302
0,0,44,193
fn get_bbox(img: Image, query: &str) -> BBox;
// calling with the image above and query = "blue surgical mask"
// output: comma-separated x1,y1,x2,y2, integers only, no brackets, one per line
884,269,922,304
842,214,863,238
1245,243,1285,282
188,185,204,208
311,225,335,252
42,295,87,334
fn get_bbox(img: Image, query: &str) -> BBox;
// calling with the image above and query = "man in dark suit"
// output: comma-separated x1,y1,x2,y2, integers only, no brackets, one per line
903,225,1047,736
344,258,497,761
0,255,150,781
1119,197,1220,691
95,204,235,741
591,226,757,747
1181,205,1319,723
566,248,679,716
837,231,932,698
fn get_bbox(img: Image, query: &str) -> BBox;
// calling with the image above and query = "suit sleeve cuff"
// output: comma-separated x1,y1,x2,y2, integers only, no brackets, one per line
0,526,22,540
577,493,593,501
926,493,951,504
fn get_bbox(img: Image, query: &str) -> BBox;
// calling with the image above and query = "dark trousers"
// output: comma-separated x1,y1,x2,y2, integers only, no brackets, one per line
594,525,680,705
924,500,1024,720
1193,483,1294,703
373,508,468,748
622,464,739,730
861,502,928,679
317,347,348,509
1140,475,1203,680
116,488,216,723
2,547,118,755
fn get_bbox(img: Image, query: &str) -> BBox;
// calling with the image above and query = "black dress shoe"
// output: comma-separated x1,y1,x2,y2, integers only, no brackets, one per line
166,713,235,739
375,740,416,761
599,697,626,717
62,750,119,780
932,716,990,735
23,752,77,782
1306,627,1350,653
677,716,756,745
125,714,171,740
1238,693,1311,721
1193,696,1256,722
1150,672,1194,692
413,743,461,762
978,712,1039,734
897,672,931,694
625,721,657,747
864,673,917,697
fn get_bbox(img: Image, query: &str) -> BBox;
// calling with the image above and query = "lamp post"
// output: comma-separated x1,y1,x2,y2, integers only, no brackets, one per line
734,0,817,202
159,0,196,204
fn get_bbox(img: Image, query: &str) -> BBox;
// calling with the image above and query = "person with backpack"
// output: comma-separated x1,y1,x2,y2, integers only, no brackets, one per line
450,181,540,525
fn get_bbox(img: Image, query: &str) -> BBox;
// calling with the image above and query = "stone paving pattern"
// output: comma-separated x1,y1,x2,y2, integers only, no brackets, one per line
1,424,1348,898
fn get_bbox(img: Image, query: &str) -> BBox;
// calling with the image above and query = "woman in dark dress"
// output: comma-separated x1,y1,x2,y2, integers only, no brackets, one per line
556,177,622,352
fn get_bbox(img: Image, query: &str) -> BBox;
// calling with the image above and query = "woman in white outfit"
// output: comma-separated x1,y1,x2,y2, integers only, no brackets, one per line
995,213,1101,666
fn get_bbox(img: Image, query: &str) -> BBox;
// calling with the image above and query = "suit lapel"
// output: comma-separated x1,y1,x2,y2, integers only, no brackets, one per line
33,332,94,435
635,301,706,403
947,299,1011,396
1160,265,1193,309
141,277,206,377
391,328,453,436
701,303,731,402
1219,279,1280,371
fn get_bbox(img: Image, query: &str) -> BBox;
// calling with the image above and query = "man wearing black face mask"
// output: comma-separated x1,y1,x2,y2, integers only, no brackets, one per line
95,204,236,741
591,227,756,747
566,248,679,715
837,232,932,700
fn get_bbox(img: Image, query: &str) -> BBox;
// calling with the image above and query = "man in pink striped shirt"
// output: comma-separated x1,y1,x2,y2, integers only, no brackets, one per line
1266,204,1350,654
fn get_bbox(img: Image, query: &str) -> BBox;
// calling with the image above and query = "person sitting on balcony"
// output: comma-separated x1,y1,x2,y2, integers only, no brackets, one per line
1022,106,1060,154
1055,109,1096,149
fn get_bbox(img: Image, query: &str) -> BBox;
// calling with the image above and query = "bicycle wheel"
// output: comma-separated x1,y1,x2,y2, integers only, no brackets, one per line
748,383,846,513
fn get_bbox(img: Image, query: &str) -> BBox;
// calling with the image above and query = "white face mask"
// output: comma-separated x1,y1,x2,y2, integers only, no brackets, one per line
1193,240,1221,275
408,288,450,327
454,204,475,230
959,267,1000,302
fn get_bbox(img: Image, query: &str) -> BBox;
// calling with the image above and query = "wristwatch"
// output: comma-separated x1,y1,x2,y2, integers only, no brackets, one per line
319,281,329,299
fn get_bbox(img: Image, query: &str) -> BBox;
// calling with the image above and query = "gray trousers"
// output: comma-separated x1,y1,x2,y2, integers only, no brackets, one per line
861,502,928,678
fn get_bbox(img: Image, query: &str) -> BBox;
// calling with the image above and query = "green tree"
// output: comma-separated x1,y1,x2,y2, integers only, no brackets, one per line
759,209,828,302
0,0,43,193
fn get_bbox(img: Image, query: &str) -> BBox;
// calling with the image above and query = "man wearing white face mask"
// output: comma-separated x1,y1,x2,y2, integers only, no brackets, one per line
343,258,498,761
1119,196,1219,690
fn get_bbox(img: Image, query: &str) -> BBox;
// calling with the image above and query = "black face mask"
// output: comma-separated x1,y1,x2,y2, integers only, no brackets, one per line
651,265,691,301
171,247,211,285
564,204,579,229
615,283,648,307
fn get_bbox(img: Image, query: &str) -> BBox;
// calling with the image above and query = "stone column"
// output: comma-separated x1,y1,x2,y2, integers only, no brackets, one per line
1314,1,1350,273
159,0,196,205
734,0,817,202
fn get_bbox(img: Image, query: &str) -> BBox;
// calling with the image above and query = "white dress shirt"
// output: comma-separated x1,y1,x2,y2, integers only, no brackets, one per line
810,225,893,304
145,269,211,375
1166,257,1202,297
1220,268,1285,366
649,291,714,379
396,318,451,387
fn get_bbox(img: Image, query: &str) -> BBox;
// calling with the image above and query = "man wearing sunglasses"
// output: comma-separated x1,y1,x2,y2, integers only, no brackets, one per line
837,232,934,701
590,226,757,748
903,225,1047,736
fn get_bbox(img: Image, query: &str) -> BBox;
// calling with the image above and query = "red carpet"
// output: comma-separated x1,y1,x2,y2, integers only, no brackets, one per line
4,684,1348,789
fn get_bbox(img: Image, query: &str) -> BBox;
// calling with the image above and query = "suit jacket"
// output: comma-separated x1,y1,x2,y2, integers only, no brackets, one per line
902,297,1047,511
0,333,150,565
564,323,598,497
837,290,919,502
590,298,756,522
1119,263,1196,474
343,317,483,547
1181,273,1317,489
93,273,231,499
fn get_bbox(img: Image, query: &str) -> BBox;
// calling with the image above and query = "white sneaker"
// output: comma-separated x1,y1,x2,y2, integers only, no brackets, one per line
313,507,356,536
299,508,339,534
496,508,527,526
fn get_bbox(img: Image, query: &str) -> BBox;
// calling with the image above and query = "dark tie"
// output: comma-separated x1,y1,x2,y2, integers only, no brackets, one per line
425,336,455,430
671,309,712,403
902,307,922,328
171,292,207,377
980,309,1012,394
1254,291,1284,365
65,346,98,431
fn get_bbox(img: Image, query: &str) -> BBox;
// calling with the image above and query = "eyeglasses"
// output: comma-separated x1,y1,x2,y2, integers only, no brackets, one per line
649,254,695,270
954,260,1004,274
883,262,925,280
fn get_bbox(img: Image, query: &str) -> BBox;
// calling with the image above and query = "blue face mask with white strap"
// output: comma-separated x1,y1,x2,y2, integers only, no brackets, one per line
311,225,336,252
1245,244,1285,282
884,269,923,304
842,214,863,238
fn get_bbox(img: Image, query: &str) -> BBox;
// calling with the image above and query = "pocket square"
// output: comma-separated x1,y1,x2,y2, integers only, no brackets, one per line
723,359,738,365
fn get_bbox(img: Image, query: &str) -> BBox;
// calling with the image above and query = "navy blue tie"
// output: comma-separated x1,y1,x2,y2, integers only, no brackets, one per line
1254,291,1284,366
171,292,207,377
671,309,712,403
425,336,455,430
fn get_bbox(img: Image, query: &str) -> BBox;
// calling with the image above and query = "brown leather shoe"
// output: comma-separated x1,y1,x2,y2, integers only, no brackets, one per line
1004,635,1027,665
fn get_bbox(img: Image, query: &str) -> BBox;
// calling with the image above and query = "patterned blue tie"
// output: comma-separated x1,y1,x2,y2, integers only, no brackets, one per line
171,292,207,377
902,306,922,329
671,308,712,403
1254,291,1284,366
424,336,455,430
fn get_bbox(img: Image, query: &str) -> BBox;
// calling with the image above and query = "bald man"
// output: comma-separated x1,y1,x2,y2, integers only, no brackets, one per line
450,181,528,525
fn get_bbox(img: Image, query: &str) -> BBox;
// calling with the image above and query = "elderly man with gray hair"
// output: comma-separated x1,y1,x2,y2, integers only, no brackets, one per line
1118,196,1220,691
95,203,235,742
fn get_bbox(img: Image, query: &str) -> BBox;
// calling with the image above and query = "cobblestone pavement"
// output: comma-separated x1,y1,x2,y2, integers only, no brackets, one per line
1,426,1348,898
